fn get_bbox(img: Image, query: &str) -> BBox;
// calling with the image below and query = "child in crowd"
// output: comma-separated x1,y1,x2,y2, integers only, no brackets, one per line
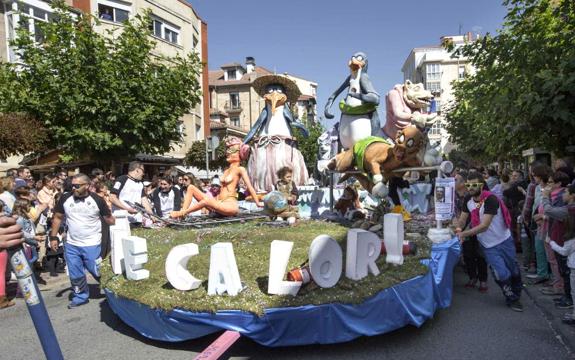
12,199,47,285
274,166,300,224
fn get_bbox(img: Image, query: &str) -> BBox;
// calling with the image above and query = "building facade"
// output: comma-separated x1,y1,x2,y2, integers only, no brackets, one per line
401,33,476,154
208,57,317,141
0,0,208,172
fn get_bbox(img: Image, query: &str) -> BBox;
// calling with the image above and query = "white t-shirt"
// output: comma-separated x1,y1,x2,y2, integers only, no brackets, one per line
111,175,145,223
463,194,511,248
55,193,111,247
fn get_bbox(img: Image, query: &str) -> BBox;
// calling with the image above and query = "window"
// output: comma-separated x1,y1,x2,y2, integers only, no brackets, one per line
230,117,240,127
429,121,442,136
15,2,53,44
192,35,199,49
149,17,180,45
195,125,202,140
177,121,185,136
426,63,441,81
426,81,441,93
227,70,236,81
164,27,178,44
97,1,130,23
458,65,465,79
229,93,240,108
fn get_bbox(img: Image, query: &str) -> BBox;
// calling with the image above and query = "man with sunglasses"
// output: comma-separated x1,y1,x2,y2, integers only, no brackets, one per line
49,174,116,309
455,172,523,312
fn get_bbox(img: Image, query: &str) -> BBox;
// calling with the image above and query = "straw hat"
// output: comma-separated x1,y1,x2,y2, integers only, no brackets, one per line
252,74,302,105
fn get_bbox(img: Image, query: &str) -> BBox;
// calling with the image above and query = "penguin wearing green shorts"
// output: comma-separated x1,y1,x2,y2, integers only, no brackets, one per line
324,52,381,149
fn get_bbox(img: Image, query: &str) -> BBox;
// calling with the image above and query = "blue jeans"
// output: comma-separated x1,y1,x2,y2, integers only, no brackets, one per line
482,236,522,304
65,244,101,305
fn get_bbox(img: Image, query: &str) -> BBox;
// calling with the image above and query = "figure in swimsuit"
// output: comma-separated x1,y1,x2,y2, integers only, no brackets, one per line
170,137,263,218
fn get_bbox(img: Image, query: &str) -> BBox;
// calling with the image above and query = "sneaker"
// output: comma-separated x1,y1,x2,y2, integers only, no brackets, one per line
526,273,541,279
554,296,567,303
0,296,15,309
478,282,488,293
556,299,574,309
509,300,524,312
540,288,563,296
67,300,89,309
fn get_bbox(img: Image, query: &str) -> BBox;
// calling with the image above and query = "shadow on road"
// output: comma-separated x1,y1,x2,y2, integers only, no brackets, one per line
98,299,223,353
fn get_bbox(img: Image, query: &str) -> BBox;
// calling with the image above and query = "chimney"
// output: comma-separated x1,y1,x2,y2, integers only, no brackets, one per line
466,32,473,42
246,57,255,74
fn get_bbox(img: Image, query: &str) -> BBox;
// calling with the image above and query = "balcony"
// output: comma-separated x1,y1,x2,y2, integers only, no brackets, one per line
224,101,242,114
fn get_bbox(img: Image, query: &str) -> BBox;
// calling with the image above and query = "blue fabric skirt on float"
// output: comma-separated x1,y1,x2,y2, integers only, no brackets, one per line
105,238,461,347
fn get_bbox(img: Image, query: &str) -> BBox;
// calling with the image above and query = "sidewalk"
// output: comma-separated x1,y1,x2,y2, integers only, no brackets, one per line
522,271,575,355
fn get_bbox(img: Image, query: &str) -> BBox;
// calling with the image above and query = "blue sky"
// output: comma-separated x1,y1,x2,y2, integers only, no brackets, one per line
189,0,508,125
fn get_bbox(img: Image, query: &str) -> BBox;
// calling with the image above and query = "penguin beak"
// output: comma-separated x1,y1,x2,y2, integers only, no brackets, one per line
348,58,364,72
265,91,287,115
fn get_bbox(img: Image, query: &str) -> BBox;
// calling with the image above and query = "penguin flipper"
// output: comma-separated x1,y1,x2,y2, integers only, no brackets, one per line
244,106,269,144
284,106,309,138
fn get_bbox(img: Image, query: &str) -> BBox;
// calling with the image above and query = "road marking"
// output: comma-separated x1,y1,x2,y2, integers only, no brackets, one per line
194,331,241,360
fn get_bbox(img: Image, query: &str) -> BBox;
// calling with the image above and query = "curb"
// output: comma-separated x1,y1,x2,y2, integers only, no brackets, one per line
523,281,575,358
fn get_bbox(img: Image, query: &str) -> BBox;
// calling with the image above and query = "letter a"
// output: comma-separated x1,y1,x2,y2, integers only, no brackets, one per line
207,243,243,296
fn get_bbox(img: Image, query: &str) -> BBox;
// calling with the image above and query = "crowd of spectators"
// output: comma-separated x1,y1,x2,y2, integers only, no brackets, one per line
453,158,575,321
0,162,235,309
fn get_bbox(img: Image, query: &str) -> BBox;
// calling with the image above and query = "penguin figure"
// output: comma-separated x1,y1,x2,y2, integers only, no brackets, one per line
244,75,309,193
324,52,381,149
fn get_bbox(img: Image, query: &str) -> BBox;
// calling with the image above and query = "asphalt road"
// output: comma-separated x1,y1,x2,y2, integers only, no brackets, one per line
1,265,573,360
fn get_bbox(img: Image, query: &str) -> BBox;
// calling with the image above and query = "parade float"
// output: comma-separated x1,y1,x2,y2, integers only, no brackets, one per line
102,64,460,348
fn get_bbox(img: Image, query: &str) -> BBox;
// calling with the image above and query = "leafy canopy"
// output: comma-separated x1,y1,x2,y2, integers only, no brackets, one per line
0,0,203,162
444,0,575,160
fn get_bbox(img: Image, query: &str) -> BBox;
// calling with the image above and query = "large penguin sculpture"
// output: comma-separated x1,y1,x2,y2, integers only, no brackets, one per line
243,74,309,193
324,52,380,149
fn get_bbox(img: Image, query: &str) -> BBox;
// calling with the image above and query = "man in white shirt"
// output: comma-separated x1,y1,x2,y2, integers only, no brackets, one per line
50,174,115,309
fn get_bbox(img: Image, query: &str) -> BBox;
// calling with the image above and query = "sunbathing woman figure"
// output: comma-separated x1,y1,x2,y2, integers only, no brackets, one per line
170,137,263,218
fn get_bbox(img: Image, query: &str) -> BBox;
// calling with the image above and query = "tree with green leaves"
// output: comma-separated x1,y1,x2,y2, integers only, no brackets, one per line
293,111,324,175
184,139,227,171
0,0,202,163
444,0,574,161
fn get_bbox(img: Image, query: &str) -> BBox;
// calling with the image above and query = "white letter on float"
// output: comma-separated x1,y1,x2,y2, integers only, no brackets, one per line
308,235,342,288
122,236,149,281
165,243,202,291
384,213,405,265
110,210,131,275
345,229,381,280
268,240,301,296
207,243,243,296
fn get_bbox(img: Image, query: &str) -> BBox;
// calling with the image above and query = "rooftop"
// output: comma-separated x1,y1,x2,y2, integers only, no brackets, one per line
209,66,273,87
